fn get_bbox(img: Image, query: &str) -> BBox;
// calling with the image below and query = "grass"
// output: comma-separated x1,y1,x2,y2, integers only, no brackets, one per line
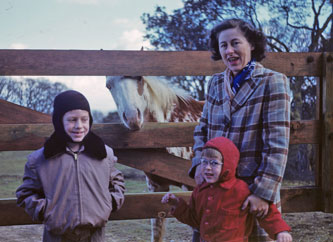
0,151,31,198
0,151,30,176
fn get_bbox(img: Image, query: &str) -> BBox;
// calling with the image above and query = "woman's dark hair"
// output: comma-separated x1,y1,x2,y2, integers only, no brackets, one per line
209,18,267,61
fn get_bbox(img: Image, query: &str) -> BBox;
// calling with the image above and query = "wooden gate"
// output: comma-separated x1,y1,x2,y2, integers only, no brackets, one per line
0,50,332,226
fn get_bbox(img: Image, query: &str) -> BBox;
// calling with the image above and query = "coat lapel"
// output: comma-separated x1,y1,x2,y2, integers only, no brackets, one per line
230,63,265,113
218,72,232,126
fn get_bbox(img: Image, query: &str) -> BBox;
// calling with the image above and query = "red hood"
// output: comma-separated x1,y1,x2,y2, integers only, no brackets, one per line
204,137,240,183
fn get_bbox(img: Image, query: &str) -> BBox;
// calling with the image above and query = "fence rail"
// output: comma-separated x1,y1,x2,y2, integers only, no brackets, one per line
0,120,321,151
0,50,322,76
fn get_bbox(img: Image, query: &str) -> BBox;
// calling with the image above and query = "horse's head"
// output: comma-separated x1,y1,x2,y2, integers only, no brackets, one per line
106,76,148,130
106,75,202,131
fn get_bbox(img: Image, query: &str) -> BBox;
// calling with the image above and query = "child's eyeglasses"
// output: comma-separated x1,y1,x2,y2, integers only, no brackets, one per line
200,158,223,167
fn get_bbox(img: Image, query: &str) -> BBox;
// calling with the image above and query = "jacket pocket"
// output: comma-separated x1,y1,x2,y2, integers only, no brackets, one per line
217,208,241,230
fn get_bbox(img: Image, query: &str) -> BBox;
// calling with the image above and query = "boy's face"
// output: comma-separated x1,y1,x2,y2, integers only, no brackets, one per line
201,148,223,183
63,109,90,143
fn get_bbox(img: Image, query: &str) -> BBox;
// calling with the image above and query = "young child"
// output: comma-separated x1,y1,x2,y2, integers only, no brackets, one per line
16,90,125,242
162,137,292,242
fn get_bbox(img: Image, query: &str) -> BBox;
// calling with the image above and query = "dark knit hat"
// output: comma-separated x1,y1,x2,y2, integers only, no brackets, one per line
43,90,106,160
52,90,93,138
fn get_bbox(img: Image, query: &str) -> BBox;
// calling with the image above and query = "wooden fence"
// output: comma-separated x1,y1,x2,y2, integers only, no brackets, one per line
0,50,332,226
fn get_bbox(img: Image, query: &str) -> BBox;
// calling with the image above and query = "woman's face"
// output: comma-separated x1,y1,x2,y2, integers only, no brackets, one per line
218,27,254,76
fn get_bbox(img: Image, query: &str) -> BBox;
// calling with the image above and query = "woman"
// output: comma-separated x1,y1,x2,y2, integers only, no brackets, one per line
189,19,291,242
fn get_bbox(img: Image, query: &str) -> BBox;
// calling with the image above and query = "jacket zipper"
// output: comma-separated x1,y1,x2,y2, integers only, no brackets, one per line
73,152,83,224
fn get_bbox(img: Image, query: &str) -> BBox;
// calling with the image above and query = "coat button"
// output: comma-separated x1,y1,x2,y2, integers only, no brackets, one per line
204,221,209,225
208,196,213,201
206,209,210,213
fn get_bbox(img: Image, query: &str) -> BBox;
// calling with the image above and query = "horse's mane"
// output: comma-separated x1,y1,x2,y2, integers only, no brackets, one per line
143,76,193,112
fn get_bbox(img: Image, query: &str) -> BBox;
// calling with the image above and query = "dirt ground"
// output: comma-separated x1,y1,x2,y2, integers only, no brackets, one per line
0,212,332,242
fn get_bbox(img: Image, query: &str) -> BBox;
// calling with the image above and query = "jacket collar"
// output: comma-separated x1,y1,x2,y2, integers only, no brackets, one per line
43,131,107,160
215,63,265,126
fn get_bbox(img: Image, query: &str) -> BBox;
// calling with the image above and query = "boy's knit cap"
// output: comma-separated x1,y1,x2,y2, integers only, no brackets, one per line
52,90,93,140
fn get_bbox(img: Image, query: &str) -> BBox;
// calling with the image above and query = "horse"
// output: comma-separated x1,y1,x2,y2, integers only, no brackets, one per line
106,75,204,242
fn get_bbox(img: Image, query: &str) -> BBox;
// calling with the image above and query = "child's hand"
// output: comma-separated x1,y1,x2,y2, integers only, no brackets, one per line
276,231,292,242
161,193,179,206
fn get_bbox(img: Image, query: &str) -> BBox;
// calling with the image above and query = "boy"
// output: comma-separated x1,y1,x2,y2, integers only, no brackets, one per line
16,90,125,242
162,137,292,242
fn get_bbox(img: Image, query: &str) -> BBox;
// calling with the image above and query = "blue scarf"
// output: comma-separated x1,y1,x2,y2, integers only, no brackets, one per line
232,59,256,94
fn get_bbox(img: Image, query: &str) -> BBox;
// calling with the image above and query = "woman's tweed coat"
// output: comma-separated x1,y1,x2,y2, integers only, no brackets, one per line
190,62,291,204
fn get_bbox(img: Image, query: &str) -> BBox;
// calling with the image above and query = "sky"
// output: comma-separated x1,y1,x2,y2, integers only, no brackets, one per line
0,0,183,114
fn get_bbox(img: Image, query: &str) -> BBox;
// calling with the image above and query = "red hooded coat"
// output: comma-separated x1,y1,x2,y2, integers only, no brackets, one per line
172,137,290,242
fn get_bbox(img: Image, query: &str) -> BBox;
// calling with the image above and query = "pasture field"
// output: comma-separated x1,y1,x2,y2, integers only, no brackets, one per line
0,151,332,241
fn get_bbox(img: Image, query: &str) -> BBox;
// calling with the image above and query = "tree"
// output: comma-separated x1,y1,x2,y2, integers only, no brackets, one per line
0,78,22,103
0,77,68,114
92,110,105,123
102,111,121,123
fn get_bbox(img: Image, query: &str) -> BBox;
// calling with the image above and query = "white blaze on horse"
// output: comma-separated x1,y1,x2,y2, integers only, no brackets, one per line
106,75,203,242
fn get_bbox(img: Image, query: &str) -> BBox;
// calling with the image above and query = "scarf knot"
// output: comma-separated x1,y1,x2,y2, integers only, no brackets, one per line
232,59,256,94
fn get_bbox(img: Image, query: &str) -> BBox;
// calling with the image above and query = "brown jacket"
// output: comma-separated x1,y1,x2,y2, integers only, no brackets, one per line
16,145,125,235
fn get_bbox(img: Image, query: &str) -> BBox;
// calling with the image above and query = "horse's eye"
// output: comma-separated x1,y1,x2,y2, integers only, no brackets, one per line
106,82,112,89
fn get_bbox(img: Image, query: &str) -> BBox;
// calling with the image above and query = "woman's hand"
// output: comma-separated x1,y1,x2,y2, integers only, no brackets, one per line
241,194,269,219
276,231,292,242
161,193,179,206
194,164,204,185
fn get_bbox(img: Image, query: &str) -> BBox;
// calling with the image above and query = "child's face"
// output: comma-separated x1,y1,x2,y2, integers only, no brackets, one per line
201,148,223,183
63,109,90,143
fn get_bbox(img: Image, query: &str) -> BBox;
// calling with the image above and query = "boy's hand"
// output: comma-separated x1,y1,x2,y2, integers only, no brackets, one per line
241,194,269,219
276,231,292,242
161,193,179,206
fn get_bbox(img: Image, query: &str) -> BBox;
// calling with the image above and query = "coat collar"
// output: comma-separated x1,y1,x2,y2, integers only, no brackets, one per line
43,131,107,160
216,62,265,113
215,63,265,127
230,62,265,113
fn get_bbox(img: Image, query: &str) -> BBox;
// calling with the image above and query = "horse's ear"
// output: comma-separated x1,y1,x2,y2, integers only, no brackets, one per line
140,46,144,51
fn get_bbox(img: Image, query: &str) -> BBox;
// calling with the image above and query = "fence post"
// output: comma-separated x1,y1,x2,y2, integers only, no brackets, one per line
322,52,333,213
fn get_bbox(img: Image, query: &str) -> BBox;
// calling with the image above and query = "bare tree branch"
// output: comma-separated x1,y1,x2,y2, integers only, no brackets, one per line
283,5,313,31
266,35,291,52
317,0,328,15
